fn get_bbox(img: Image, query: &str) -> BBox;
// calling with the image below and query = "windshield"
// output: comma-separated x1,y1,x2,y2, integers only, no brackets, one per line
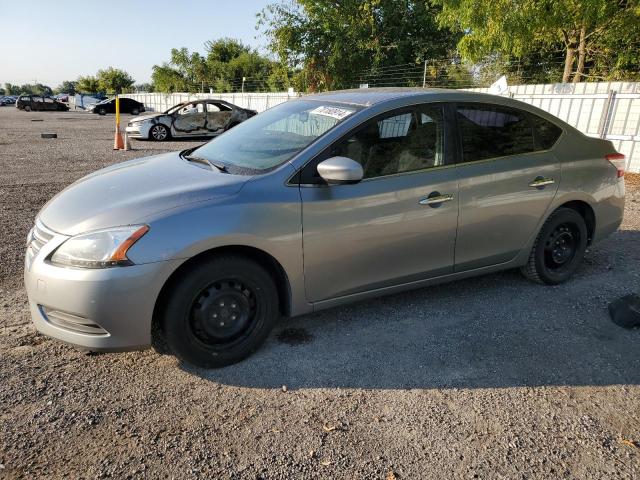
190,100,359,173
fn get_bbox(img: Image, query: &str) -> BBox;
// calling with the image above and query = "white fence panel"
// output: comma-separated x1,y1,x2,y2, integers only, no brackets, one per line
126,82,640,172
121,92,299,114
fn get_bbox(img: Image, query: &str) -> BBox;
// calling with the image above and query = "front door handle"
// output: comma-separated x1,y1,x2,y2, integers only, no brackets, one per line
529,176,555,188
419,192,454,207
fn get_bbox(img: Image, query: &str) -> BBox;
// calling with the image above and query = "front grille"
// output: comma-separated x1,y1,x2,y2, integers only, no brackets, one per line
40,306,108,336
28,219,55,255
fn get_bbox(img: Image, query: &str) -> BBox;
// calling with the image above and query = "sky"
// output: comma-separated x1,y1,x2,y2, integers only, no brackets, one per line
0,0,272,87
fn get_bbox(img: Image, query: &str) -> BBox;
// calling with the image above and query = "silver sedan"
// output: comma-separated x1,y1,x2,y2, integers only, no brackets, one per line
125,99,256,141
25,88,625,368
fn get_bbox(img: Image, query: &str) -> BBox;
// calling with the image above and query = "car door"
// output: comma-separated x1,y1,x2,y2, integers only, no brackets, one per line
453,103,561,271
32,96,45,111
205,102,233,134
43,97,57,111
172,102,207,135
299,104,459,302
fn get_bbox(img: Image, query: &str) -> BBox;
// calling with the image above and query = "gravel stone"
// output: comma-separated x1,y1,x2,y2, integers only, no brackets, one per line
0,107,639,479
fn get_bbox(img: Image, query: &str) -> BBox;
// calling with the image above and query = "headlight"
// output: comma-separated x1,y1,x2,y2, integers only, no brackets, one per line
50,225,149,268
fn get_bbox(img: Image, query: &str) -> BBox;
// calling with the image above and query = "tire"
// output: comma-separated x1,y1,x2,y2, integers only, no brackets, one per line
24,105,31,112
520,207,588,285
149,124,169,141
131,108,140,115
162,255,280,368
98,107,107,115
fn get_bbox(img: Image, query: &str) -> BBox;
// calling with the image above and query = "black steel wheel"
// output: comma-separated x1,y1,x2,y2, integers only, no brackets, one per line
162,255,279,368
521,208,588,285
189,279,257,347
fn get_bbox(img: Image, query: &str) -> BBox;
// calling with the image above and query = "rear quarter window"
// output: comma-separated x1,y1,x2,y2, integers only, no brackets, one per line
530,114,563,150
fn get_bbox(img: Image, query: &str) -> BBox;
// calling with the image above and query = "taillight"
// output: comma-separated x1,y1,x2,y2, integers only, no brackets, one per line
606,153,626,178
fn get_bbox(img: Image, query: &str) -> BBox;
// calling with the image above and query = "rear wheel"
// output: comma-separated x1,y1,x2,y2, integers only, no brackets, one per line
24,105,31,112
521,208,588,285
162,256,280,368
149,124,169,141
131,107,140,115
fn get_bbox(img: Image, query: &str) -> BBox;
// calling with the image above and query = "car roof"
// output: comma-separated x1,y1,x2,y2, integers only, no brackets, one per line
304,87,512,107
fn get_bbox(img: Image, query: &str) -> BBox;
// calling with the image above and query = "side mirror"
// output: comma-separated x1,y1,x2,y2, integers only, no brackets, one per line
316,156,363,185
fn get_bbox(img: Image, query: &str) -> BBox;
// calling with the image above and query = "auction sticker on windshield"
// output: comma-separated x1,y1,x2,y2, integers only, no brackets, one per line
310,105,355,120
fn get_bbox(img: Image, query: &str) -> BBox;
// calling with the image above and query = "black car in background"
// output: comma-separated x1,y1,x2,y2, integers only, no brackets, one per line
88,97,145,115
16,95,69,112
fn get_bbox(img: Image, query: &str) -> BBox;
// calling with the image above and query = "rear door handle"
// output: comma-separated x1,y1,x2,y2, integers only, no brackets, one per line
419,192,454,207
529,176,555,188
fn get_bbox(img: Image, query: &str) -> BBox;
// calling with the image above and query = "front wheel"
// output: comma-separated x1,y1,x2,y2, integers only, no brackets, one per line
24,105,31,112
98,107,107,115
162,256,280,368
521,208,588,285
149,124,169,141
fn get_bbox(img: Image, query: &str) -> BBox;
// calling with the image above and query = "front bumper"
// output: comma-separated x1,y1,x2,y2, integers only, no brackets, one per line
24,224,182,351
125,123,149,139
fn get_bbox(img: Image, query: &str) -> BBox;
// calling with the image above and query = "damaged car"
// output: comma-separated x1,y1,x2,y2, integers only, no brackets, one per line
125,99,257,141
16,95,69,112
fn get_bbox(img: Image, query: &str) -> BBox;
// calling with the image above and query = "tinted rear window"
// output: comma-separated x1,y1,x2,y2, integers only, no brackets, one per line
530,114,563,150
457,105,535,162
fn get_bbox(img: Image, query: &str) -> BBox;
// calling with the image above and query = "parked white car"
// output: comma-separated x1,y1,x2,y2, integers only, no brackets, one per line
125,99,257,141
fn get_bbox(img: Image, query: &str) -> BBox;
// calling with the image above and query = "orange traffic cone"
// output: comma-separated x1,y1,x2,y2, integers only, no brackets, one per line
113,126,124,150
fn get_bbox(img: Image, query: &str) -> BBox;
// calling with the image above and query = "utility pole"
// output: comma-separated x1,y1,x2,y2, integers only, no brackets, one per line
422,61,427,88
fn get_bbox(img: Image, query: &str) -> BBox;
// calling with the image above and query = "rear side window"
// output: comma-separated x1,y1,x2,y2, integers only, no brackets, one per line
530,114,563,150
456,104,534,162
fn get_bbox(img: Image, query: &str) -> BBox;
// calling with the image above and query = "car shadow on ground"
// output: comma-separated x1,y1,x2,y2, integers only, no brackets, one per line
186,231,640,390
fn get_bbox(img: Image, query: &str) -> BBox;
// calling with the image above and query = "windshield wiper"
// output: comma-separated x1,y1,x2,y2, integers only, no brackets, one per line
184,154,228,173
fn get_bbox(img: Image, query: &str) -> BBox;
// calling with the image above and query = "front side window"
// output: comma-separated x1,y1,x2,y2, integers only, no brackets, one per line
190,100,359,173
457,104,534,162
321,105,445,179
178,103,204,115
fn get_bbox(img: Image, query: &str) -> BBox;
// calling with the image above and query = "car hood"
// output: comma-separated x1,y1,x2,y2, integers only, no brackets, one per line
130,112,166,123
39,151,250,236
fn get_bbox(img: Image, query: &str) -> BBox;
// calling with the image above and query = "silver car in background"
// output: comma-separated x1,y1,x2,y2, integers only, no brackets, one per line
24,88,625,368
125,99,257,141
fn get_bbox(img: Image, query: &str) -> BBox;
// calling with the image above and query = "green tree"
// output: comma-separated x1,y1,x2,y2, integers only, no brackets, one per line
436,0,640,83
151,64,188,93
12,83,53,95
205,38,276,92
54,80,77,95
258,0,460,91
96,67,135,94
134,83,154,92
76,75,101,93
4,83,20,95
151,39,280,93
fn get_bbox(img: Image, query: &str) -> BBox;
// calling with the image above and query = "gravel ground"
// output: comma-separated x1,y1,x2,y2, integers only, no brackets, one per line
0,107,639,479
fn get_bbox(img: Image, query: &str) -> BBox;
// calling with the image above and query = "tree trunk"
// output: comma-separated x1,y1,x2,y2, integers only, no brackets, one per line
572,25,587,83
563,46,575,83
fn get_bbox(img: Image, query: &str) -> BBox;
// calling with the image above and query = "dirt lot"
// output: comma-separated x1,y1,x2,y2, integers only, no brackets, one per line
0,106,639,479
